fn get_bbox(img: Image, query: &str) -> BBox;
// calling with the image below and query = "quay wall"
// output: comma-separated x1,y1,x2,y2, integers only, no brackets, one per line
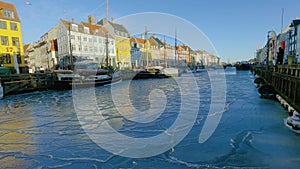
0,70,140,99
0,73,53,97
253,65,300,112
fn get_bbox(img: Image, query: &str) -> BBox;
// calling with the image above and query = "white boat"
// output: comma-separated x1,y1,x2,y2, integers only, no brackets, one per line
224,66,236,75
161,67,179,77
284,114,300,133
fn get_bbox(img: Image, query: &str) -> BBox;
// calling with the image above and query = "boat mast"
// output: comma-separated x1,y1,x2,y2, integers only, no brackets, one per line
175,29,178,67
105,32,109,68
105,0,109,68
68,23,73,70
164,35,167,68
145,26,148,68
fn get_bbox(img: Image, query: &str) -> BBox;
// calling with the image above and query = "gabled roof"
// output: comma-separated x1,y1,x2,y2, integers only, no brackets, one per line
23,44,30,51
60,19,112,38
130,37,146,44
149,36,164,47
290,19,300,28
0,1,20,22
60,19,75,31
148,39,158,47
97,18,130,37
81,22,113,38
178,45,189,51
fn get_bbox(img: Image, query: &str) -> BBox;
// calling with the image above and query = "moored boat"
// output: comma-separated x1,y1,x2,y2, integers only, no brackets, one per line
52,62,122,90
133,66,179,79
224,66,237,75
284,113,300,133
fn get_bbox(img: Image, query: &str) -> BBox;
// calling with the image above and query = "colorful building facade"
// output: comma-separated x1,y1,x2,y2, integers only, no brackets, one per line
98,18,131,69
57,17,116,69
0,1,25,73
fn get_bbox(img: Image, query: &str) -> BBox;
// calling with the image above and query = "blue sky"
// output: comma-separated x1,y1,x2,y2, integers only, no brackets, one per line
8,0,300,62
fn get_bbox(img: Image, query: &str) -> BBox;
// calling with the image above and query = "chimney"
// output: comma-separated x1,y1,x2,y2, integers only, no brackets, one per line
153,33,156,38
72,18,76,23
103,18,108,25
88,15,95,24
111,17,114,23
141,34,144,39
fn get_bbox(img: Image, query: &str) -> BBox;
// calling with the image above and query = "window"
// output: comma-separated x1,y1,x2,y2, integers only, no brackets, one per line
3,9,14,19
72,45,76,51
89,38,92,42
93,37,97,43
10,22,17,30
1,36,9,45
83,37,87,41
71,24,78,31
89,47,93,52
70,35,75,40
12,37,19,46
84,27,89,34
2,54,11,64
99,38,102,43
78,45,82,51
84,46,88,52
77,36,81,41
0,21,7,29
94,47,98,52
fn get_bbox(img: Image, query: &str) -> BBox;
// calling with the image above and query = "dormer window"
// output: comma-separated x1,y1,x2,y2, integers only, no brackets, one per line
71,24,78,31
3,9,14,19
84,27,89,34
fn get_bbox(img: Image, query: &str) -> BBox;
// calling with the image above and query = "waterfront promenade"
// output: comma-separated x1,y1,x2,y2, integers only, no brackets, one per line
0,71,299,168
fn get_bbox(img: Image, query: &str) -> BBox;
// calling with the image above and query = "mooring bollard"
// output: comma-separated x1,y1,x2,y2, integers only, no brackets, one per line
0,79,3,99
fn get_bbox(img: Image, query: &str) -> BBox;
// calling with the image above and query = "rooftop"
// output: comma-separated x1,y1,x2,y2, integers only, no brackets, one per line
0,1,20,22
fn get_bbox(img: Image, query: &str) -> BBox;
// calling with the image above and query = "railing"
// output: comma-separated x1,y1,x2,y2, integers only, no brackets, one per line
254,65,300,112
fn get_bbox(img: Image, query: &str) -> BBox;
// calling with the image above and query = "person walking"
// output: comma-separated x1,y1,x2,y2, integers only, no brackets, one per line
276,47,284,65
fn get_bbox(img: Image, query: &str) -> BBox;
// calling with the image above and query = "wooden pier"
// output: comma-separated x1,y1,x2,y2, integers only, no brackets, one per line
0,68,179,99
0,73,53,98
253,65,300,112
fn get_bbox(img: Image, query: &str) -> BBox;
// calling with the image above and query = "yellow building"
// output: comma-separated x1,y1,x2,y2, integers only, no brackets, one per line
0,1,25,73
98,18,131,69
115,36,131,68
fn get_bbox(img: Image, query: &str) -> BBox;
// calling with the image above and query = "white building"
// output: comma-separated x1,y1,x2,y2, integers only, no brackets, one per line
288,19,300,63
194,50,220,67
24,25,59,72
256,46,267,63
57,16,116,68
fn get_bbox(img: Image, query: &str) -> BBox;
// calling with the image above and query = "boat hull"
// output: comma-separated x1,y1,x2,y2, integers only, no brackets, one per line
284,116,300,133
54,76,122,90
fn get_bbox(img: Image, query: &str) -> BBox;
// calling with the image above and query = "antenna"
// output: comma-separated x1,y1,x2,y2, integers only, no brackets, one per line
63,9,67,19
145,26,148,39
281,8,284,32
106,0,109,20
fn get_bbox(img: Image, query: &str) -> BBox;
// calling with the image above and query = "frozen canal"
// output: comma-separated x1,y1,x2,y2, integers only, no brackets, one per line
0,71,300,169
